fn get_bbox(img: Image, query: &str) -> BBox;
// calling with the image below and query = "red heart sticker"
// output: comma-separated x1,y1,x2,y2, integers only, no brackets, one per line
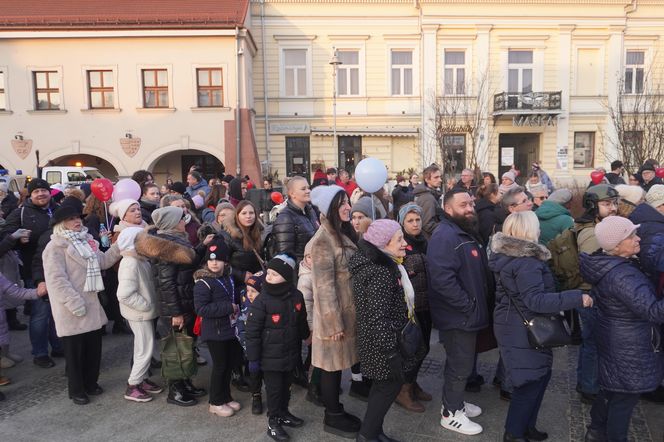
471,249,479,258
271,314,281,324
295,303,302,312
210,245,217,251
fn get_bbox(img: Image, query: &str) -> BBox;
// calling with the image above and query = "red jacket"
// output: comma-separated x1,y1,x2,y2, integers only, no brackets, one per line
336,178,358,197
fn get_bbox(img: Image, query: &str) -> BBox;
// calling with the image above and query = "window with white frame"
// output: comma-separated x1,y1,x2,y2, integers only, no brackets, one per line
34,71,61,110
0,71,5,110
444,50,466,95
87,70,114,109
142,69,169,108
573,132,595,169
337,50,360,96
625,50,645,94
508,50,533,93
391,50,413,96
283,49,308,97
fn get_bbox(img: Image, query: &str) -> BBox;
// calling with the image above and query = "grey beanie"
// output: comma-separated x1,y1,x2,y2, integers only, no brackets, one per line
548,189,573,205
151,206,183,231
311,184,345,217
351,197,373,218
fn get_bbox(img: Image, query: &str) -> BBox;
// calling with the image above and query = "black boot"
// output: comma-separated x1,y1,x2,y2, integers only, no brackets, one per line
584,428,607,442
324,405,361,439
525,427,548,441
503,432,528,442
182,378,206,397
377,432,401,442
279,410,304,428
167,381,197,407
349,379,371,402
252,393,263,415
267,416,290,442
306,383,323,407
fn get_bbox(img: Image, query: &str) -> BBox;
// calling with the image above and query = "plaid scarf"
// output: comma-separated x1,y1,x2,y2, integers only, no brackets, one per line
58,228,105,293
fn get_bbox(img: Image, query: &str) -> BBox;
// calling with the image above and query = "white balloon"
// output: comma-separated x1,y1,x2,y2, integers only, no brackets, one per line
354,157,387,193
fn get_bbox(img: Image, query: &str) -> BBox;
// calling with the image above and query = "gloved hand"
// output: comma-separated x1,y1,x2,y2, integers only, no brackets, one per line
248,360,261,373
387,353,405,384
72,306,87,317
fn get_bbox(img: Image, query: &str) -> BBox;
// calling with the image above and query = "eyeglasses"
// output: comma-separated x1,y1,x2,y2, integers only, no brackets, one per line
511,198,530,207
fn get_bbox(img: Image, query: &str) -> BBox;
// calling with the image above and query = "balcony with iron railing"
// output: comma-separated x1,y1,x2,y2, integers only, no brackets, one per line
493,91,562,114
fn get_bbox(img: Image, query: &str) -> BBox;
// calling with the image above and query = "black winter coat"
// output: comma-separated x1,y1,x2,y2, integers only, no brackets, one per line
475,198,499,246
427,216,491,332
272,200,319,264
139,199,157,225
245,284,309,372
403,232,429,312
391,185,414,219
0,199,58,279
349,240,416,380
579,251,664,393
489,233,583,388
193,268,240,342
629,203,664,279
0,192,18,219
135,228,200,317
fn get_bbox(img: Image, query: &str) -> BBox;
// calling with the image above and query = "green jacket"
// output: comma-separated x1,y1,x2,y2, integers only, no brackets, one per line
536,200,574,245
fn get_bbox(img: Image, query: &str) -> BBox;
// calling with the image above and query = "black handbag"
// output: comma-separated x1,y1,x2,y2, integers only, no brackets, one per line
397,315,427,361
507,293,572,350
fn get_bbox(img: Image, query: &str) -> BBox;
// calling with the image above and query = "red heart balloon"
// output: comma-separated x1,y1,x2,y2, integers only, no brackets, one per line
271,191,284,205
656,168,664,179
90,178,114,202
590,170,605,185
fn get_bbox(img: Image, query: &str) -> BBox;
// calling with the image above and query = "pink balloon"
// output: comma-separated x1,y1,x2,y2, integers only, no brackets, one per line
112,178,141,201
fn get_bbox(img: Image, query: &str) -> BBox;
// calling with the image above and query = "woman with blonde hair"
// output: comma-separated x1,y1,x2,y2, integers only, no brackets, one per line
489,211,592,441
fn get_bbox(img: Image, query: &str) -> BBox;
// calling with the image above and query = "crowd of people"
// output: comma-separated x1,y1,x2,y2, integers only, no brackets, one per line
0,159,662,442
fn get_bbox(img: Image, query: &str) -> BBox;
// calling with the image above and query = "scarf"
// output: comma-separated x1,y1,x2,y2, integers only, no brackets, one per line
58,228,104,293
382,249,414,317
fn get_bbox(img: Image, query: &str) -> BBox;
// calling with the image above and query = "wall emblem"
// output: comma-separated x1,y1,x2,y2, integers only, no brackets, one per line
120,137,141,157
11,138,32,159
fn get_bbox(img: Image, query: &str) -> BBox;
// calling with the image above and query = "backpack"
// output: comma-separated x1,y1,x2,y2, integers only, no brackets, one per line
546,228,583,291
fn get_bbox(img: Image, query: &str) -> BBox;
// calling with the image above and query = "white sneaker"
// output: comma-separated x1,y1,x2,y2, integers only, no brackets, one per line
440,408,483,435
463,401,482,418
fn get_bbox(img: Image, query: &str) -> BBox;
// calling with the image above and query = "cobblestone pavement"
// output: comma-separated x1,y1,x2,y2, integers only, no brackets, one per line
1,318,662,442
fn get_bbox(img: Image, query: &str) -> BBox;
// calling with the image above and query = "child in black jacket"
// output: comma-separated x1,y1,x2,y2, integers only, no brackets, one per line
246,254,310,442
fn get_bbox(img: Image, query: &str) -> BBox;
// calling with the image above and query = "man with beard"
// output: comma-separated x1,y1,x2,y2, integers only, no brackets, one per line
427,188,490,436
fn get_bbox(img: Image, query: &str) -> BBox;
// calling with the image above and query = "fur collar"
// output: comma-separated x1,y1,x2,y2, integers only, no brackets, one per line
490,232,551,261
193,267,226,280
134,228,195,264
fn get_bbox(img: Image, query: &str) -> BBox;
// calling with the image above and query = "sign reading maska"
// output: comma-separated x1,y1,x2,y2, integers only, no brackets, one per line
512,115,557,127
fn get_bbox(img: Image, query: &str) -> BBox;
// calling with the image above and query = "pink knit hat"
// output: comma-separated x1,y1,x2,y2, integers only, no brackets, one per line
594,216,640,252
363,219,402,249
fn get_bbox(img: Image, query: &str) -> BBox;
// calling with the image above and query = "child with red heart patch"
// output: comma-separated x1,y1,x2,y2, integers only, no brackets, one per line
245,254,310,441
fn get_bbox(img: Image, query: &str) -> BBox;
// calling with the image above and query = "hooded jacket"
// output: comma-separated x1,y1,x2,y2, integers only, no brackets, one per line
391,184,414,218
629,203,664,278
272,200,319,264
536,200,574,245
426,216,490,332
579,251,664,393
139,199,158,225
475,197,499,246
489,233,583,387
186,178,211,198
412,183,443,239
116,246,159,322
193,267,240,342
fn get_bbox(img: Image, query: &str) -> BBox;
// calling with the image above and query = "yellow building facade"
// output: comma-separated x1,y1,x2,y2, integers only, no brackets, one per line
251,0,664,184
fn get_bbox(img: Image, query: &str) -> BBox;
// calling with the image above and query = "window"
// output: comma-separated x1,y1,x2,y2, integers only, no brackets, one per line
573,132,595,168
444,51,466,95
443,134,466,174
625,50,645,94
338,136,362,173
196,68,224,107
34,71,60,110
623,130,643,152
0,71,5,110
285,137,310,177
391,50,413,96
283,49,307,97
87,70,114,109
142,69,169,108
45,171,61,185
337,50,360,96
67,172,87,183
508,50,533,93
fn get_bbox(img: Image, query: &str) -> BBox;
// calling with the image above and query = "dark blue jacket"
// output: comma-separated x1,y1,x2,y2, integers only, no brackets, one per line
629,203,664,278
579,251,664,393
193,269,240,343
489,233,583,388
426,216,490,332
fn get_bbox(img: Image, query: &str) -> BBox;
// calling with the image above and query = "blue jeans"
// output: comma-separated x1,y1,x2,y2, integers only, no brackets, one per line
576,306,599,394
588,389,640,442
29,298,62,358
505,370,552,437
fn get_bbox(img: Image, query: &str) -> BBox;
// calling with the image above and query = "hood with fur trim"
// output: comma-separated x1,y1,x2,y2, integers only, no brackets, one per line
193,267,226,280
134,227,195,265
490,232,551,261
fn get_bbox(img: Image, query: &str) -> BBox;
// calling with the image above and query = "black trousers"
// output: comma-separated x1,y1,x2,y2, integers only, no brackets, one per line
406,310,432,383
360,378,403,439
589,389,641,442
320,369,342,413
207,339,237,405
263,370,292,418
61,329,103,397
249,371,263,395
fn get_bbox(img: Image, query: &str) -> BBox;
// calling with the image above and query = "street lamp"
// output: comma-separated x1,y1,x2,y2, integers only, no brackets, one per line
329,48,342,155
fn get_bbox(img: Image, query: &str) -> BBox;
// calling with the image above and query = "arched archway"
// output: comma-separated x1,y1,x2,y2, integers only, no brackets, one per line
149,149,225,185
44,154,120,180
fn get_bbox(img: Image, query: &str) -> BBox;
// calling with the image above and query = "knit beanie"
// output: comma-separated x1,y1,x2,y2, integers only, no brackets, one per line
215,202,235,218
615,185,645,206
151,206,183,231
27,178,50,194
595,216,640,252
351,196,373,218
222,175,234,184
246,271,265,293
398,203,422,225
204,238,230,262
310,184,345,217
267,254,296,283
116,226,144,252
109,198,139,222
169,181,187,195
548,189,573,205
363,219,402,249
646,184,664,209
501,171,516,184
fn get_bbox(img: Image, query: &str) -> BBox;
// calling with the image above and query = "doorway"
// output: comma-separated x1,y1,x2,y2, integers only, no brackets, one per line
181,154,225,182
338,136,362,174
498,134,540,183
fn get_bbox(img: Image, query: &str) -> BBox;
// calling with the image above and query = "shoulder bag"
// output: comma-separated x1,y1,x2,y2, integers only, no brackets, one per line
506,291,572,350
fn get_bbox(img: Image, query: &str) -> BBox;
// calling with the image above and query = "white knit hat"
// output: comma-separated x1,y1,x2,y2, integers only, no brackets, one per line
109,198,139,222
645,184,664,209
615,184,645,206
310,184,345,217
595,216,640,252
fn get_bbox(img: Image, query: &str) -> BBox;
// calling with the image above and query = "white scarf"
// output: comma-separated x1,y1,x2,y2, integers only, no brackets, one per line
57,227,105,293
396,263,415,319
